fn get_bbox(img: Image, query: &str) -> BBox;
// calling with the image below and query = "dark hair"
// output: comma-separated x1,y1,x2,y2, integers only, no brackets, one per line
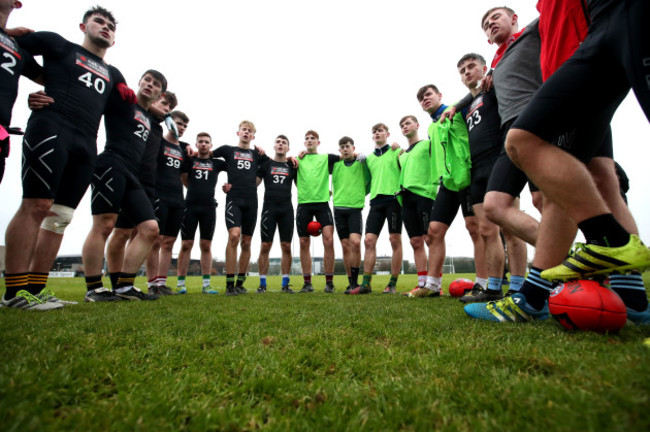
171,110,189,123
305,130,319,140
416,84,440,102
162,91,177,110
83,5,117,26
457,53,487,68
481,6,516,28
197,132,211,140
338,136,354,146
276,134,290,144
141,69,168,93
372,123,389,133
399,115,418,126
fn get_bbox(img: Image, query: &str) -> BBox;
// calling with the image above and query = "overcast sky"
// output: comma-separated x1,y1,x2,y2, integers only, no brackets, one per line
1,1,649,267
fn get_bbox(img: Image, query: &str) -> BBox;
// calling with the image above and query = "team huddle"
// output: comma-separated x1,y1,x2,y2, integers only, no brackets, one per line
1,1,650,327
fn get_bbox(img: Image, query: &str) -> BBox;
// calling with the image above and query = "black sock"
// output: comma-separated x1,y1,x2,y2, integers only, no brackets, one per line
236,273,246,287
85,275,103,292
27,272,48,295
116,272,136,290
518,267,553,310
109,272,120,290
578,214,630,247
351,267,359,286
226,274,235,289
3,273,28,299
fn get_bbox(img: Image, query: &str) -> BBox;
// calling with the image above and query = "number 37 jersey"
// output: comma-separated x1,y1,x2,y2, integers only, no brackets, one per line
258,160,296,204
16,32,125,137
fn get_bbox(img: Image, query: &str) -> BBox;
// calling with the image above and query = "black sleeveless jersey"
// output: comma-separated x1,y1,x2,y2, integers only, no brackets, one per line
16,31,124,136
183,156,226,206
0,28,41,126
211,145,269,199
258,160,295,203
466,90,503,164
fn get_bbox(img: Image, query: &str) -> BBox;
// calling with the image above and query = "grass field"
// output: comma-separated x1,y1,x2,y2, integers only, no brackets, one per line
2,273,650,431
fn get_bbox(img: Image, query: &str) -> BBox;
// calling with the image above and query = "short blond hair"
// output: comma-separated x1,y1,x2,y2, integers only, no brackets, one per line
238,120,256,133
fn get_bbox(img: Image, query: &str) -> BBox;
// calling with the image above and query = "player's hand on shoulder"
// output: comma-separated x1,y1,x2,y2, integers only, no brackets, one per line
116,82,137,104
289,156,299,168
298,151,306,160
254,145,266,156
185,146,197,157
6,27,34,37
482,74,493,92
222,183,232,193
28,90,54,110
438,107,457,123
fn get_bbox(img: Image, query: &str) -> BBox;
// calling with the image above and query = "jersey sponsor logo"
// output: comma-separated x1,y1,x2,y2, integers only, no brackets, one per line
467,94,484,117
271,166,289,176
234,150,253,161
193,160,214,171
0,33,21,58
134,110,151,130
75,52,110,81
164,145,183,160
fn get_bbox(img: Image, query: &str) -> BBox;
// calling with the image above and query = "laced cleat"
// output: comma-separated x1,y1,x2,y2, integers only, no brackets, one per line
402,286,422,297
256,285,267,294
383,285,396,294
236,285,248,294
464,293,549,322
116,287,159,301
299,283,314,293
281,284,295,294
410,287,441,298
225,286,239,296
39,288,78,305
202,287,219,294
459,284,503,304
626,303,650,326
157,285,177,296
324,283,335,293
1,290,64,311
541,235,650,281
348,285,371,295
84,288,122,303
177,287,188,294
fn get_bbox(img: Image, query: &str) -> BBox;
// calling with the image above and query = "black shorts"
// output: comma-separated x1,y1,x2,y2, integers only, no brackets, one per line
0,135,8,184
296,202,334,237
554,126,614,162
470,157,497,205
334,207,363,240
225,196,258,236
181,205,217,241
512,0,650,156
115,186,158,229
157,199,184,238
260,202,294,243
365,198,402,235
21,114,96,208
400,189,433,239
90,158,154,225
430,184,474,226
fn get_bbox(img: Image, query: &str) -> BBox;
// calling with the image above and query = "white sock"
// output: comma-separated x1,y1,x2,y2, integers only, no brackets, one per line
425,276,442,291
475,277,488,289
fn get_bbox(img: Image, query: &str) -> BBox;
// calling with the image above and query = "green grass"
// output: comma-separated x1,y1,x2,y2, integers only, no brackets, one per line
2,273,650,431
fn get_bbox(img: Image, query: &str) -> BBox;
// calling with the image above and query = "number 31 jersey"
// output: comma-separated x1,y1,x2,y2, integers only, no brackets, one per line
183,156,226,206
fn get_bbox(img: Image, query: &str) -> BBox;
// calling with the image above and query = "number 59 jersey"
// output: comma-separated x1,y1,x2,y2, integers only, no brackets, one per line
212,145,269,200
16,32,125,137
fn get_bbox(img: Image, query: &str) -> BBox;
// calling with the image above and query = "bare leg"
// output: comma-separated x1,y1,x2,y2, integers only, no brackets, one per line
410,236,428,273
106,228,133,274
258,241,272,275
464,215,486,279
5,198,53,273
199,239,212,275
299,236,311,275
122,220,159,273
81,214,118,276
157,235,177,280
389,233,403,274
177,239,194,278
238,234,252,274
363,233,378,273
341,238,351,276
322,225,335,274
473,203,505,279
225,227,241,274
28,230,64,274
280,241,292,275
427,221,449,276
484,191,539,246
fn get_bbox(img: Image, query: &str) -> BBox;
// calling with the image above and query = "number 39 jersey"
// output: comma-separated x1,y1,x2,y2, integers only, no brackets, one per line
258,160,296,204
16,31,124,136
183,156,226,206
212,145,269,199
465,89,503,164
156,138,187,206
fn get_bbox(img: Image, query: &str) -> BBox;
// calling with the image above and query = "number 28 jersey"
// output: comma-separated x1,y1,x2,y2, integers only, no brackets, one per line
211,145,269,200
16,31,125,137
183,156,226,206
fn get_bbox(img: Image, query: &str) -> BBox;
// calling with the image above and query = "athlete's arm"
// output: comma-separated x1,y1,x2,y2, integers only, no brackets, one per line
16,31,67,57
211,145,230,159
437,92,473,123
328,154,341,172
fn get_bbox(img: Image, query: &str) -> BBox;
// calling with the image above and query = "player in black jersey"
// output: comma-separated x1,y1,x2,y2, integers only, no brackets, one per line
255,135,296,294
82,70,168,302
176,132,226,295
104,91,178,290
0,0,43,186
211,120,270,296
148,110,189,295
3,6,135,308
